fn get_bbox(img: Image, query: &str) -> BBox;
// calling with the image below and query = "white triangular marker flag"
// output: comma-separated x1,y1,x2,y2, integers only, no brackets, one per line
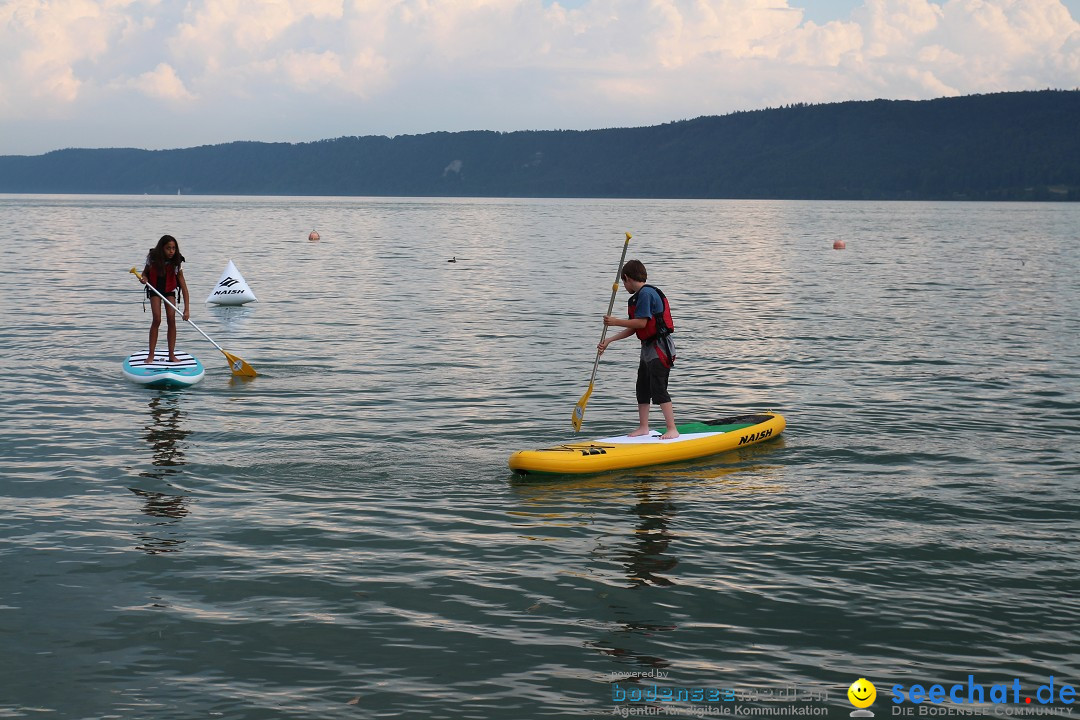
205,260,258,305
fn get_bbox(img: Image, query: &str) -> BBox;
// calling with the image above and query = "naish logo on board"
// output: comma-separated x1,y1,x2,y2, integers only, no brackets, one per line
738,428,772,445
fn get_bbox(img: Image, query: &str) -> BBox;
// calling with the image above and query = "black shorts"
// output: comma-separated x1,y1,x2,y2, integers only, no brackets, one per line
146,288,177,302
636,358,671,405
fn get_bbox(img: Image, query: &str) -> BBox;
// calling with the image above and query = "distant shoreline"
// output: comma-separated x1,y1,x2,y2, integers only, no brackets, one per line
2,90,1077,202
0,192,1075,203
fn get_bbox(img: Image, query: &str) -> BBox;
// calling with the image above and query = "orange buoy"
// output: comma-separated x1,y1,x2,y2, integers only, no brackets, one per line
308,230,320,241
833,240,846,250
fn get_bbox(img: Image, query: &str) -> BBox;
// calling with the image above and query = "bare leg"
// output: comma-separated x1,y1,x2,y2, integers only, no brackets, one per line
165,301,178,362
146,297,162,363
659,401,679,439
627,403,652,436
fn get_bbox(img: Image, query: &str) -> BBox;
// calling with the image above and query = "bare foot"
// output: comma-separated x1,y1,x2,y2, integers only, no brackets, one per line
168,355,180,363
627,427,651,437
143,354,157,364
660,430,680,440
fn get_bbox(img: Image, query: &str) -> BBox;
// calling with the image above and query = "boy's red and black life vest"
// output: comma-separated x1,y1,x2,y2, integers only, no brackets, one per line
628,284,676,367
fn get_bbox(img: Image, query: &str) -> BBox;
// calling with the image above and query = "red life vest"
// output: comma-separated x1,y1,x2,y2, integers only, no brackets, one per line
146,261,179,295
628,284,674,342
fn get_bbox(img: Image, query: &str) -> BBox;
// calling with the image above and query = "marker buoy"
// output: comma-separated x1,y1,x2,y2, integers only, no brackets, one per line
308,230,320,242
833,240,846,250
206,260,258,305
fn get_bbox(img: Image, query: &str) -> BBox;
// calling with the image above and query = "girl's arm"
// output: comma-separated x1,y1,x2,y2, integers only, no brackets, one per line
177,269,191,321
139,263,150,284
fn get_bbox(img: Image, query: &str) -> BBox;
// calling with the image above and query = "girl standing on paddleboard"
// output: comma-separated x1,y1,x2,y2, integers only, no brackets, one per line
137,234,190,364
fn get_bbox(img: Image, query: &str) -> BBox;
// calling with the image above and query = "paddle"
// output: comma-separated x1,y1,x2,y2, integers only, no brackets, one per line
571,231,632,432
130,267,257,377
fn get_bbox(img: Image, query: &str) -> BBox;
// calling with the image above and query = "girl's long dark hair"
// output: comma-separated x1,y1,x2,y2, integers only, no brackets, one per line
148,234,185,278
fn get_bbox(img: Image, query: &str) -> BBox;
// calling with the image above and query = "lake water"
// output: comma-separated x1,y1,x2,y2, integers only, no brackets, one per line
1,195,1078,719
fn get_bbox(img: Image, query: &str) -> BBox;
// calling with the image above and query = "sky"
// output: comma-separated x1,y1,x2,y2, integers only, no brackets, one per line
1,0,1077,155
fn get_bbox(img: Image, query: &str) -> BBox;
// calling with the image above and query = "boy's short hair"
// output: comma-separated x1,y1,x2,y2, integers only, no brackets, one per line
621,259,647,282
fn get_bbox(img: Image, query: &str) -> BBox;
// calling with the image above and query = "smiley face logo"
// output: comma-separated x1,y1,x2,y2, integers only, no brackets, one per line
848,678,876,709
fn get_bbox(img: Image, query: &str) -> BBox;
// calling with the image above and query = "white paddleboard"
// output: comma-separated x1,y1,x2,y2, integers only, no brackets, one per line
122,350,205,389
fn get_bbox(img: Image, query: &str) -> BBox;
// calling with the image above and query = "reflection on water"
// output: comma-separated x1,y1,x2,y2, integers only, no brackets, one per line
590,480,681,676
582,447,788,681
131,394,191,554
512,452,786,683
130,487,188,521
591,618,675,675
3,198,1075,718
624,484,678,587
140,395,191,474
130,487,188,555
205,304,256,331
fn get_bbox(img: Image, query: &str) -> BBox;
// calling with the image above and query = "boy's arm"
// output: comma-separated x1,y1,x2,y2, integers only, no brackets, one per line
598,326,637,355
603,316,648,330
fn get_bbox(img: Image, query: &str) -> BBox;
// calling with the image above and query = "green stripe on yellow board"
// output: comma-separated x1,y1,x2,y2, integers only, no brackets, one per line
674,422,756,435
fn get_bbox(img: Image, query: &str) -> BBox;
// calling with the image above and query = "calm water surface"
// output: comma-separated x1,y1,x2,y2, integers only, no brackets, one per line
1,196,1078,719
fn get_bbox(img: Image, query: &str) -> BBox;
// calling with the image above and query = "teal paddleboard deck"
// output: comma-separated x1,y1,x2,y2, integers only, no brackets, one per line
122,350,205,389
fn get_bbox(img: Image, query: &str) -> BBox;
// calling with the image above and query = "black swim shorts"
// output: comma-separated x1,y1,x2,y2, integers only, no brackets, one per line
146,287,177,301
636,358,671,405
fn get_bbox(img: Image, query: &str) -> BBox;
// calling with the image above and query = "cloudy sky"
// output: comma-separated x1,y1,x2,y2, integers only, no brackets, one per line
1,0,1077,155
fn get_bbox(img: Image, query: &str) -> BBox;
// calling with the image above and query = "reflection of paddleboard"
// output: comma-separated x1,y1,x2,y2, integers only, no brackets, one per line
122,350,205,389
509,412,785,476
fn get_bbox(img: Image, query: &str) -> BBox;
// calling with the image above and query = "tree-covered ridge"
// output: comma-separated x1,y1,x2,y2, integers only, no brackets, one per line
1,90,1076,200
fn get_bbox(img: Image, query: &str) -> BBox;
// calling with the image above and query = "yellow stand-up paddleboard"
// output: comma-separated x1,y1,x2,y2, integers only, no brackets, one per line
509,412,785,476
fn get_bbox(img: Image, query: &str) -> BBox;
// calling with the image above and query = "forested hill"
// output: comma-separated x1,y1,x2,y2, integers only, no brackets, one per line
2,90,1077,200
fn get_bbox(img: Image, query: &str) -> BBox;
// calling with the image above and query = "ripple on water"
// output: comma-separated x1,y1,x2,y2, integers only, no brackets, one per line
1,197,1078,718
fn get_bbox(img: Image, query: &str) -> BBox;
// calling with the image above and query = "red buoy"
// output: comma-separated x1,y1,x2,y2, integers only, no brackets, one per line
308,230,320,242
833,240,846,250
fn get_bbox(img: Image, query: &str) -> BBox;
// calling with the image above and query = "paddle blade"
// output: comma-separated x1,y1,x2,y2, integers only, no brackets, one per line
223,350,257,377
572,382,594,432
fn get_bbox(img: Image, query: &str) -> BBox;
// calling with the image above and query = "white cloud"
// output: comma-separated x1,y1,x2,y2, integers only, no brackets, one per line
127,62,195,100
0,0,135,109
269,49,389,96
855,0,942,58
844,0,1080,97
172,0,343,57
0,0,1077,153
775,20,864,66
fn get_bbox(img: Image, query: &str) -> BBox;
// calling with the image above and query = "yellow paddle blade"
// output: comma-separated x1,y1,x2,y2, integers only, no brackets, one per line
572,382,594,432
223,350,257,377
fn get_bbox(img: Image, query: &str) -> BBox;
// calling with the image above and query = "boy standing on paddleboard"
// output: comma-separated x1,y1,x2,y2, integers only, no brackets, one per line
597,259,679,439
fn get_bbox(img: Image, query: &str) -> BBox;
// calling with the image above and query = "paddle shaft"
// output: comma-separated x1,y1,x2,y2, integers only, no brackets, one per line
133,268,228,355
587,232,632,384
